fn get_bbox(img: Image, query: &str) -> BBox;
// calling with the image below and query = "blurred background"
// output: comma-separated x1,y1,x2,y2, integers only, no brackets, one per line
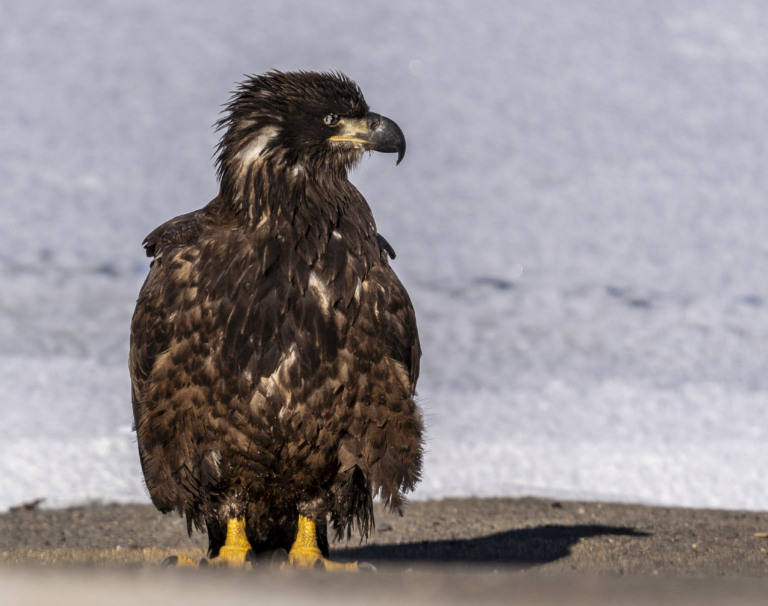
2,0,768,511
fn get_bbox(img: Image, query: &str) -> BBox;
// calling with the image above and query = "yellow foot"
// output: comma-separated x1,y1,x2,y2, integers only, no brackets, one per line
210,518,253,568
162,518,253,568
284,515,372,572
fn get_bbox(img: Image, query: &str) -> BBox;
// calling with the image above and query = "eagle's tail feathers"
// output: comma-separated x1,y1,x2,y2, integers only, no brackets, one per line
330,465,374,543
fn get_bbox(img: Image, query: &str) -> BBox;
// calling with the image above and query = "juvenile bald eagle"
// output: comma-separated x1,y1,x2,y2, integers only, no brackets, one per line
129,71,423,568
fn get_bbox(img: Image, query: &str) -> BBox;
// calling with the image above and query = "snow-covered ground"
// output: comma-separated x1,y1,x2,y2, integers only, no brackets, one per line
2,0,768,511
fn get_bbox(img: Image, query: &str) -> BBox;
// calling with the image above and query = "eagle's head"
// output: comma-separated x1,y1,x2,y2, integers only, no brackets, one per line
215,71,406,191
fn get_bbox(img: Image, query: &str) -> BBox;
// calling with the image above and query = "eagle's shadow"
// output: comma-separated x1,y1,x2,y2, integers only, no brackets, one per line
333,524,650,566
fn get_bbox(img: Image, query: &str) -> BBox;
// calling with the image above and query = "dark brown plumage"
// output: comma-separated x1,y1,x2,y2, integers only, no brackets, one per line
129,71,423,559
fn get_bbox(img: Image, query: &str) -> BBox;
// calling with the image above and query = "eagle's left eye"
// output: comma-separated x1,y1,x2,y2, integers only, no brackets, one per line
324,114,340,127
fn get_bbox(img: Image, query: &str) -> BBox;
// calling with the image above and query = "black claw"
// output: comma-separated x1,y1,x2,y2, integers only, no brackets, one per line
245,549,258,567
198,557,209,567
161,555,179,568
313,559,326,572
358,561,377,572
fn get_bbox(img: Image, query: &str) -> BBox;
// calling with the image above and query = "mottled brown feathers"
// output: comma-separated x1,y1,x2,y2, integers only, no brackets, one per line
129,71,423,556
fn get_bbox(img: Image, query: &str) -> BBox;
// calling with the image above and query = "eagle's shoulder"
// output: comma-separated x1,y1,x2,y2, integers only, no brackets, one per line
142,198,227,258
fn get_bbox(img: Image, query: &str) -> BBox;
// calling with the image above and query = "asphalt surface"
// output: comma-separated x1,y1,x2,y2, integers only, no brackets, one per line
3,497,768,604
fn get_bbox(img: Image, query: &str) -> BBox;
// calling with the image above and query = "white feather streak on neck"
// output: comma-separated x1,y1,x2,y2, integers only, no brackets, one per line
231,125,278,215
236,126,278,166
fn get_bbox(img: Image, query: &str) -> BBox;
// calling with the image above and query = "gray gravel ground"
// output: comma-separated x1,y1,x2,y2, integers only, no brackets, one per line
3,497,768,604
3,497,768,575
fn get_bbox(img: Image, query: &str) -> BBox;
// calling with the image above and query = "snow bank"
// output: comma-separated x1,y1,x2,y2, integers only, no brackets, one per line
2,0,768,511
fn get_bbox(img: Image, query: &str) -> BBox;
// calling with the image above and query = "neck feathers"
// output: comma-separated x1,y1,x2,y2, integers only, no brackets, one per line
216,133,356,266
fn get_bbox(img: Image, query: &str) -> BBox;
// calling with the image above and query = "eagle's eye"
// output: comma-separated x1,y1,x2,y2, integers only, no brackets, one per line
324,114,340,127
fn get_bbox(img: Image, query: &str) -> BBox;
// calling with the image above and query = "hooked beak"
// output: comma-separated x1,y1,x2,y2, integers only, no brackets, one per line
329,112,406,165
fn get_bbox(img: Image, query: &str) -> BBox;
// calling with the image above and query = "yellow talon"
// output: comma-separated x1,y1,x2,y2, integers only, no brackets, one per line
212,518,253,568
286,515,359,571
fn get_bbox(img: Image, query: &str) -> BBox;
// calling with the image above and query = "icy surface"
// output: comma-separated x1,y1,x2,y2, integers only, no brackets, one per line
2,0,768,511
